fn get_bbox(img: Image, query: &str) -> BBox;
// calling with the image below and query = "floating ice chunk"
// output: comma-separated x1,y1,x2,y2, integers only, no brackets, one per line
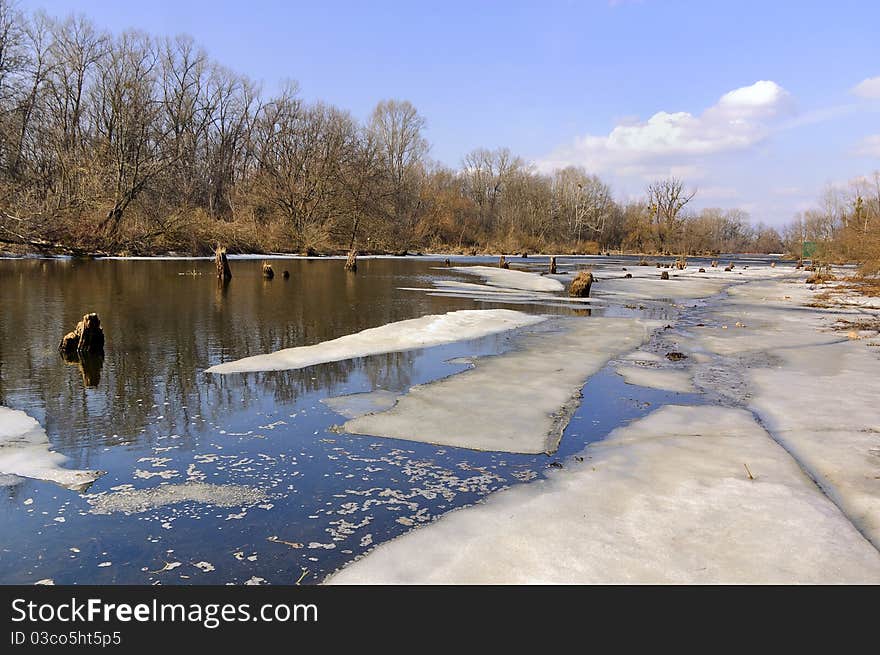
615,365,696,394
449,266,564,292
345,317,657,453
206,309,545,374
0,407,104,492
328,405,880,584
321,390,399,419
87,482,266,515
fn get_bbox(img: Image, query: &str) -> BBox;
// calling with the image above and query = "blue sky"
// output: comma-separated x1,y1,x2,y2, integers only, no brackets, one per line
20,0,880,226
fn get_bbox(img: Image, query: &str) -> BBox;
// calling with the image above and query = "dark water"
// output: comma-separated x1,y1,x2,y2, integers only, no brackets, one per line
0,254,726,584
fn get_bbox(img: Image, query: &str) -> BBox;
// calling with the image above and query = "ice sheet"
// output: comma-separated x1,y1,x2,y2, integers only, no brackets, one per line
328,405,880,584
684,276,880,548
344,317,657,453
0,407,104,492
206,309,546,374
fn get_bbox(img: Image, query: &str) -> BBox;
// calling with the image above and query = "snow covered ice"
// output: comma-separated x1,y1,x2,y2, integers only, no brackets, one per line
206,309,545,374
0,407,104,491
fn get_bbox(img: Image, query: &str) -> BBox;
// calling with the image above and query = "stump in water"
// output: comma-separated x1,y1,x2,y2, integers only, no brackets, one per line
498,255,509,269
771,261,776,268
549,256,557,274
444,258,451,267
675,257,687,270
215,245,232,281
724,265,732,272
282,270,290,279
345,249,358,272
569,270,593,297
728,262,735,270
59,313,105,356
624,273,632,278
698,267,706,273
660,270,669,280
521,252,528,258
656,262,661,268
262,262,275,279
711,260,718,268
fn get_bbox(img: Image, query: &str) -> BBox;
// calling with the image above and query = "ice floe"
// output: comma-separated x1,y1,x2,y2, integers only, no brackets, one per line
449,265,564,292
345,317,658,453
0,407,104,491
328,405,880,583
321,390,400,419
206,309,545,374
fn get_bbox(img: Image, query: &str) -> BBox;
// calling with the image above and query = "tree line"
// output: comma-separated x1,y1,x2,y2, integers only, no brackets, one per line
780,173,880,274
0,3,798,257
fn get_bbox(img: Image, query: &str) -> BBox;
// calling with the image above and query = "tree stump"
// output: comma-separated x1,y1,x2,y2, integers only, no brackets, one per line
282,270,290,279
444,258,451,267
498,255,509,269
262,262,275,279
215,245,232,281
59,313,104,356
570,270,593,297
698,267,706,273
711,260,718,268
549,256,557,274
770,261,776,268
661,270,669,280
345,249,358,272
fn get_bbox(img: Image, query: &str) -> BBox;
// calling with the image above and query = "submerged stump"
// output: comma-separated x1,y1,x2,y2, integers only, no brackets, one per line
262,262,275,279
345,249,358,272
549,256,557,275
59,313,105,357
661,270,670,280
569,270,593,297
215,245,232,281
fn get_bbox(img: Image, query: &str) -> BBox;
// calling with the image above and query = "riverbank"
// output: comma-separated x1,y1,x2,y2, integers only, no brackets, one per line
328,270,880,583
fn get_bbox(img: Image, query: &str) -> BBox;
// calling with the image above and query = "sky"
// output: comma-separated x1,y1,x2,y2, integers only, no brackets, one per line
18,0,880,226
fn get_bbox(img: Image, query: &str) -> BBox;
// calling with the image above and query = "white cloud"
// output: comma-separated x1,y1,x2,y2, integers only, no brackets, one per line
852,76,880,99
854,134,880,157
538,80,793,177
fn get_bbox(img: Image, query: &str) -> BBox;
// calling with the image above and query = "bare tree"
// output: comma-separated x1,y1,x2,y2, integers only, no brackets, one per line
647,177,696,252
369,99,428,243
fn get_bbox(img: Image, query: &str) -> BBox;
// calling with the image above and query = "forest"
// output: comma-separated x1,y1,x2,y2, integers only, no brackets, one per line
0,2,877,267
